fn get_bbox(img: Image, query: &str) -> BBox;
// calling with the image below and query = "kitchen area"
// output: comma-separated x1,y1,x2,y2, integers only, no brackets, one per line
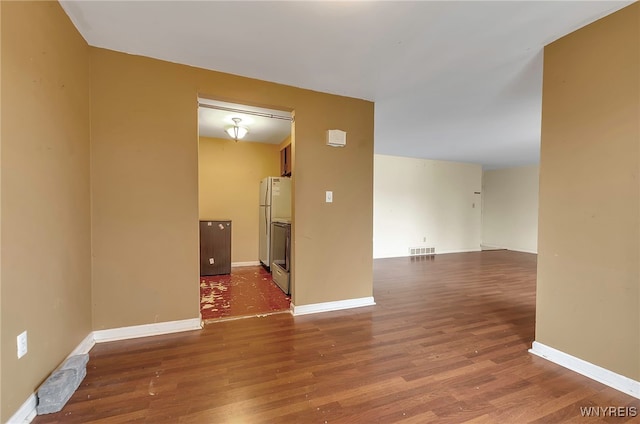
259,176,291,295
197,98,293,322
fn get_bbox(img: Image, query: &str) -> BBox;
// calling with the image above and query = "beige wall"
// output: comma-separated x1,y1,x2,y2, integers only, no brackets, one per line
198,137,280,263
537,3,639,380
1,2,92,420
90,48,374,326
0,2,372,415
373,154,482,258
0,2,3,419
481,165,539,253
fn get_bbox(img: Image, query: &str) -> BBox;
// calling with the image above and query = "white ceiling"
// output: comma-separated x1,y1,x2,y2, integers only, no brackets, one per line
60,1,633,169
198,99,292,144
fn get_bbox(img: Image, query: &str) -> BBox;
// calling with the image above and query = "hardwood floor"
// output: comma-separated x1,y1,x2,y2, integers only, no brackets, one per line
33,251,639,423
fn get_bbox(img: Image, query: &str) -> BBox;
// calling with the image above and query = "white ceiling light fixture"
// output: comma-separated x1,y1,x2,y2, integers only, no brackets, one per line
225,117,248,142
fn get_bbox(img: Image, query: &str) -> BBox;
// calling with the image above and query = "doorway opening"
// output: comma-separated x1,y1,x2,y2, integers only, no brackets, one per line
197,97,293,323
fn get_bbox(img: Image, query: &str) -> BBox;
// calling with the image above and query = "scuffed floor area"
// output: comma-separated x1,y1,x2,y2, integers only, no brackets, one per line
200,266,291,321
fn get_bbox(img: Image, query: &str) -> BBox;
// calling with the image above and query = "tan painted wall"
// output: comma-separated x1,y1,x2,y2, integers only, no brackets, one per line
0,2,3,419
1,2,92,420
198,137,280,263
90,48,374,327
482,165,539,254
537,3,640,380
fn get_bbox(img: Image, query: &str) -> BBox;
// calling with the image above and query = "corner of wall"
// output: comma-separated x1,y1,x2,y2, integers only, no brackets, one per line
1,1,92,420
0,1,4,418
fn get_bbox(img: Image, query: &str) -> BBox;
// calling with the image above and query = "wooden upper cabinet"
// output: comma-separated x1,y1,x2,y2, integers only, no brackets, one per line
280,144,292,176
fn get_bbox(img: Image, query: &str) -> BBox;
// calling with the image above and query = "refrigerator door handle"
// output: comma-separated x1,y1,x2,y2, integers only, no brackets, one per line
264,181,269,207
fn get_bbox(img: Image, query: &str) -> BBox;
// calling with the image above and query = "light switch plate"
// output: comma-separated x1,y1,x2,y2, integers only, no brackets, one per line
17,331,27,359
325,191,333,203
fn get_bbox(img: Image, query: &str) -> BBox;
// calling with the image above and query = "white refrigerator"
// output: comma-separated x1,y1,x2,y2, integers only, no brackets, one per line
259,177,291,268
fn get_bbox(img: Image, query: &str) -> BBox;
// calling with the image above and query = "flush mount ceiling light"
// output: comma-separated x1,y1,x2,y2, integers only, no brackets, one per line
225,117,248,142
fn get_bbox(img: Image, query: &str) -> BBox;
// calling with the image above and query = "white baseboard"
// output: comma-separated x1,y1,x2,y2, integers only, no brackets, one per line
7,332,95,424
9,318,203,423
512,248,537,254
374,249,481,259
291,296,375,316
434,248,482,255
480,244,537,254
68,332,96,357
374,247,537,259
480,244,505,251
6,393,37,424
93,318,202,343
231,261,260,267
529,341,640,399
373,253,408,259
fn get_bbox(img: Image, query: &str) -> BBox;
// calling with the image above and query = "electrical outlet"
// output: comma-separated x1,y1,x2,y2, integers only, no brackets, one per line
423,236,426,242
17,331,27,359
325,191,333,203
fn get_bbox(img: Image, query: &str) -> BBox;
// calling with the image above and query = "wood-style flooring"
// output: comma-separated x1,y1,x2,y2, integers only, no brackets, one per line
33,251,640,423
200,266,290,321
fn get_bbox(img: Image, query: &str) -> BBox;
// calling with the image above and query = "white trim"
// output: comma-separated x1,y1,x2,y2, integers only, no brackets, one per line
480,244,505,251
373,253,411,259
291,297,375,316
6,393,37,424
433,248,482,255
231,261,260,267
67,332,96,357
6,332,95,424
529,341,640,399
509,248,537,254
93,318,202,343
8,319,203,423
481,244,537,254
373,249,480,259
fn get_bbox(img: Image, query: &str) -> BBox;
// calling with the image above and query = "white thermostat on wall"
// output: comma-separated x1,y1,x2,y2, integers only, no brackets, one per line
326,129,347,147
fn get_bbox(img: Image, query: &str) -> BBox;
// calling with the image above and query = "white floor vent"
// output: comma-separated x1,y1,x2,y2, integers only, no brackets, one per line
409,247,435,256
